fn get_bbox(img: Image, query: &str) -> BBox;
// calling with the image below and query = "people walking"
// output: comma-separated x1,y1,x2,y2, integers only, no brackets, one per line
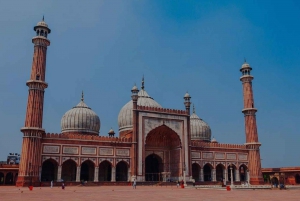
177,180,180,188
50,180,53,188
62,182,65,190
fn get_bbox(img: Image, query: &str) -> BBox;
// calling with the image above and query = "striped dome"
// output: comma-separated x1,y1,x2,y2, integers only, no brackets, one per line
190,107,211,141
61,98,100,135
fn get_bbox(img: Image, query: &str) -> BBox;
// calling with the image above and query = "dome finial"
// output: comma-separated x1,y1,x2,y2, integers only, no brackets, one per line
141,75,144,90
81,91,84,101
42,15,44,21
193,104,195,114
244,57,247,63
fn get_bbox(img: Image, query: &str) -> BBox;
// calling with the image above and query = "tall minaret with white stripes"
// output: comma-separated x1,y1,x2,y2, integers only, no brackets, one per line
240,61,263,184
17,17,51,187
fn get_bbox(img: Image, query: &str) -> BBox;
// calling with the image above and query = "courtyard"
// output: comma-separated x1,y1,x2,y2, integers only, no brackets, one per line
0,185,299,201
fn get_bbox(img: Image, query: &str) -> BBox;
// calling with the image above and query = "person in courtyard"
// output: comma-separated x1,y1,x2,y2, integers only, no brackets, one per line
177,180,180,188
133,179,136,189
50,180,53,188
62,182,65,190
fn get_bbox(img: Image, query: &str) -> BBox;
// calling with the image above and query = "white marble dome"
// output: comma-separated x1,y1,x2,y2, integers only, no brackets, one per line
190,107,211,141
118,87,162,132
61,96,100,135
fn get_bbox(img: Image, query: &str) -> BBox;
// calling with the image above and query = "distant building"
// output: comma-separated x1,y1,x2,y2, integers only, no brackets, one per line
7,153,20,165
0,153,20,185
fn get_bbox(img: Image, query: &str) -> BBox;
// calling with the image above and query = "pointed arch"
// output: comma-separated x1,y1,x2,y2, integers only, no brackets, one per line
80,160,95,181
61,159,77,181
216,164,225,182
203,163,213,181
192,163,201,181
98,160,112,181
145,125,181,147
116,161,128,181
41,158,58,181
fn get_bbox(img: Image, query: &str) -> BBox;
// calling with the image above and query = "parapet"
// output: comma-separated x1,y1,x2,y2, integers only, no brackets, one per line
191,140,246,149
43,133,132,143
137,105,188,115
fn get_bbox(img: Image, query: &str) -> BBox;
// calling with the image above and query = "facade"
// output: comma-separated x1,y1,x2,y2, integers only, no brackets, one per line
16,19,265,187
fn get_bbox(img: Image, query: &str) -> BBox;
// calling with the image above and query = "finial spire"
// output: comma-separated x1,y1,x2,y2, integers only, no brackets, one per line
141,75,144,90
81,91,84,101
193,104,195,113
42,15,44,21
244,57,247,63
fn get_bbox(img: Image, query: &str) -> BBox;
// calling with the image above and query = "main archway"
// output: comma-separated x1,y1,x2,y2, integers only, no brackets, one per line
41,159,58,182
145,154,163,181
145,125,181,181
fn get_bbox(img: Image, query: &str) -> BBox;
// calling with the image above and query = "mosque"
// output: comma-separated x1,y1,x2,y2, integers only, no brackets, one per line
14,18,265,187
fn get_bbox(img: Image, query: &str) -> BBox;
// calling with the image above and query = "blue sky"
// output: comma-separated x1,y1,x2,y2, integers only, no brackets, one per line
0,0,299,167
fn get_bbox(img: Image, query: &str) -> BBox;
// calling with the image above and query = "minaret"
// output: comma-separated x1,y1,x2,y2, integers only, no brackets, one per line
131,83,139,181
16,17,51,187
183,92,192,183
240,61,263,184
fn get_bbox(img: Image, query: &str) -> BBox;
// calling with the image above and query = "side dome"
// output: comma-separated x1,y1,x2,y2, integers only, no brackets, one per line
61,94,100,135
118,85,162,133
190,106,211,141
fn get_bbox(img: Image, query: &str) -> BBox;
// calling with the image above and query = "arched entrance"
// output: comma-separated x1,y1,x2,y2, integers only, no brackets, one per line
227,165,236,181
80,160,95,181
216,164,225,182
145,125,181,180
203,164,212,181
239,164,248,182
145,154,163,181
0,172,4,184
41,159,58,181
61,159,77,181
98,161,112,181
271,177,279,186
116,161,128,181
5,172,13,185
295,174,300,184
192,163,200,181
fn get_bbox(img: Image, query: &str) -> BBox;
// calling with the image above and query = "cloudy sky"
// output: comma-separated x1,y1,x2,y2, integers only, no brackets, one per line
0,0,299,167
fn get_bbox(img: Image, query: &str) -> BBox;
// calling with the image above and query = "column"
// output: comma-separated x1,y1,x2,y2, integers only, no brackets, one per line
76,166,81,182
235,169,240,182
94,167,99,182
111,167,116,182
200,168,204,182
128,169,131,182
212,169,216,182
223,169,226,185
57,166,62,181
39,166,42,182
247,171,250,185
230,167,234,187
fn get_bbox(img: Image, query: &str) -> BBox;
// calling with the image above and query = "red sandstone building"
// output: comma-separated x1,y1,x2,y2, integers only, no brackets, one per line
4,18,275,187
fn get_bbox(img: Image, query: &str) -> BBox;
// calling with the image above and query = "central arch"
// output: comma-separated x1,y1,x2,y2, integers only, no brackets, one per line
145,125,182,180
145,154,163,181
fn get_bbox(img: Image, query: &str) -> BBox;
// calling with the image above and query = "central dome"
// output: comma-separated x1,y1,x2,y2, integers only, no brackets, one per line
118,84,162,132
61,94,100,135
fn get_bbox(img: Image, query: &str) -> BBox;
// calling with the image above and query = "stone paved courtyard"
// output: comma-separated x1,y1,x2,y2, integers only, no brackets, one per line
0,186,299,201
